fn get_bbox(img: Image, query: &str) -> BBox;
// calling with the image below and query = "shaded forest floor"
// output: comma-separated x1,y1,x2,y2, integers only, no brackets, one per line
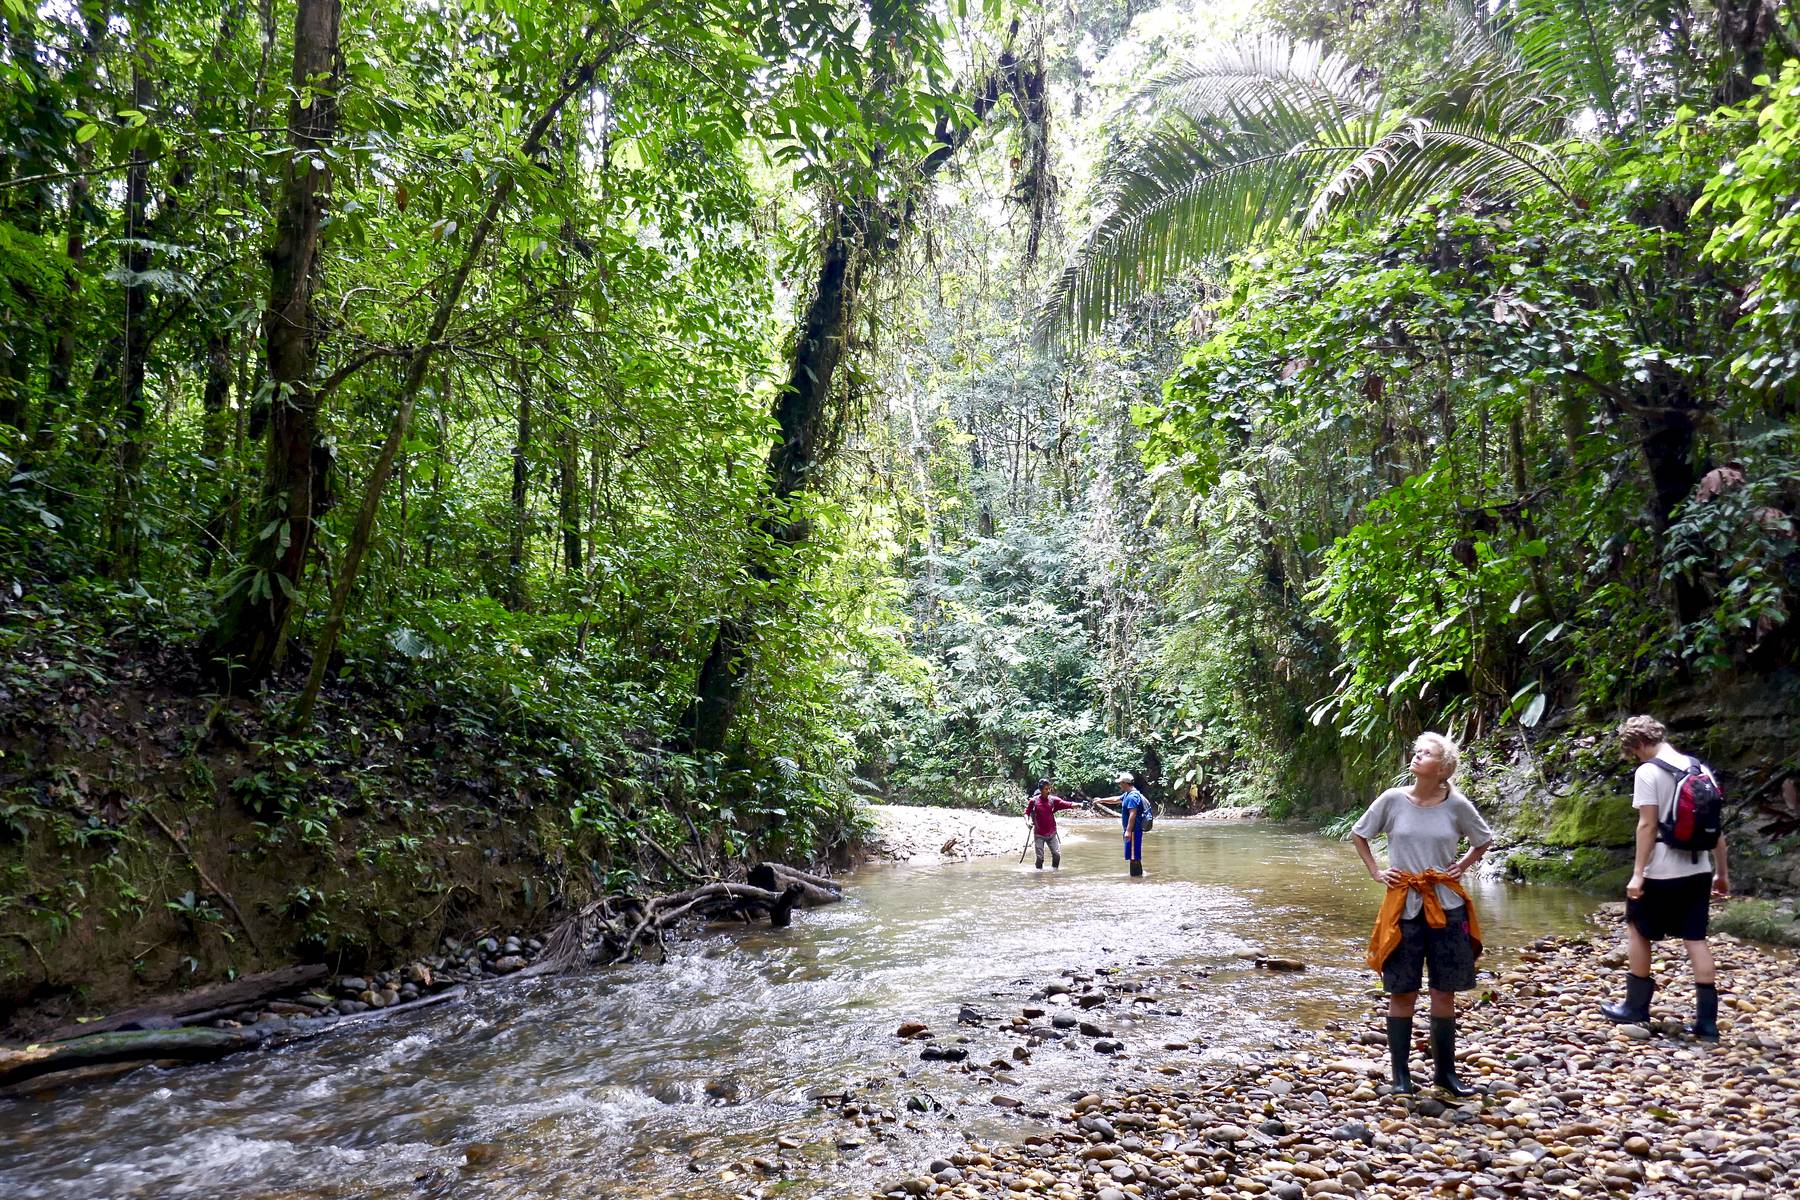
0,600,856,1035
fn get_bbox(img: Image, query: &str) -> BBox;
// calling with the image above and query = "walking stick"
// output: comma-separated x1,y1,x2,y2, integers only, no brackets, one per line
1018,824,1033,864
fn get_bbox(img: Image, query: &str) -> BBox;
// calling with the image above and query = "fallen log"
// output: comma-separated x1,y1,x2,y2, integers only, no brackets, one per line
42,964,329,1041
527,865,839,972
1,986,472,1092
0,1025,273,1087
0,1057,187,1099
747,862,842,907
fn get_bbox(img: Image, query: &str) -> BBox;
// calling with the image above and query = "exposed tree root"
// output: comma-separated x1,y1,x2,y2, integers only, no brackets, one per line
523,863,840,976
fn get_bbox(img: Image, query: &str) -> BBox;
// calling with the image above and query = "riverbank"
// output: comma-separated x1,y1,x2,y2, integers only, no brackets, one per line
863,804,1041,862
874,917,1799,1200
860,803,1271,866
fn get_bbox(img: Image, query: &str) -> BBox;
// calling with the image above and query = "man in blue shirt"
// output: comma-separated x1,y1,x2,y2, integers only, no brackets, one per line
1092,771,1149,876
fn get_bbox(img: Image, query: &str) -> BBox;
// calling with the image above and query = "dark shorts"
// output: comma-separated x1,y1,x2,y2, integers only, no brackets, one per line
1122,827,1143,861
1627,872,1713,942
1381,904,1478,994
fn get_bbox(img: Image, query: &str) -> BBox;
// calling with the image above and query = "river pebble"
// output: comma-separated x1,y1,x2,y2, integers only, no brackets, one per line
873,929,1800,1200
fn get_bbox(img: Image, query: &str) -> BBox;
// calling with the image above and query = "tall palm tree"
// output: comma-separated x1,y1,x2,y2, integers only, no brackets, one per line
1041,0,1637,345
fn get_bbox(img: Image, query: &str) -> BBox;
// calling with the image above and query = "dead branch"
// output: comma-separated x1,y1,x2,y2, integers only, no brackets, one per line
140,807,264,954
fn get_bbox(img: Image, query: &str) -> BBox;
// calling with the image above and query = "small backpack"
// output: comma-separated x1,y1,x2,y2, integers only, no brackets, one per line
1648,757,1724,861
1132,790,1155,833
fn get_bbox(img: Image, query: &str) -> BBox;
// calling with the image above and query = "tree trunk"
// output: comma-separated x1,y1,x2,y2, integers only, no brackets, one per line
1635,388,1709,626
558,409,582,579
1714,0,1775,105
683,39,1044,755
45,142,90,408
197,328,234,572
506,362,531,610
102,12,156,577
205,0,341,682
293,21,637,720
1508,412,1558,624
685,202,869,753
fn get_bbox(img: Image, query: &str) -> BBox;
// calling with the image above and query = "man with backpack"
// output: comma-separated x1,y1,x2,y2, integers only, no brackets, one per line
1091,771,1152,877
1600,715,1731,1041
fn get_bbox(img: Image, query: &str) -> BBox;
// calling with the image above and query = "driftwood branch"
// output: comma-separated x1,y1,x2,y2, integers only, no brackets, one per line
5,985,469,1090
525,864,839,974
0,1026,274,1087
6,863,841,1089
43,964,328,1041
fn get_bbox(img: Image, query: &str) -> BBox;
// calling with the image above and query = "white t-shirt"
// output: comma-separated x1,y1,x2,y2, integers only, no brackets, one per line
1634,749,1715,880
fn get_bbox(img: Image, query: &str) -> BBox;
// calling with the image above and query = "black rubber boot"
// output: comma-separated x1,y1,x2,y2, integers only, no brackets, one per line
1430,1015,1476,1097
1385,1016,1414,1094
1600,972,1655,1024
1129,861,1143,877
1689,982,1719,1042
1051,853,1061,869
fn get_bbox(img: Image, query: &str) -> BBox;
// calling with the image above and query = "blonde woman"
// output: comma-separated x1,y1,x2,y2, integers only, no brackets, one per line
1352,732,1493,1095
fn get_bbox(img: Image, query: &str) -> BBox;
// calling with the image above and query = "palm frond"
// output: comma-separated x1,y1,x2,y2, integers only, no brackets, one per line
1141,35,1375,125
1493,0,1622,126
1042,133,1334,348
1040,18,1604,348
1304,117,1570,233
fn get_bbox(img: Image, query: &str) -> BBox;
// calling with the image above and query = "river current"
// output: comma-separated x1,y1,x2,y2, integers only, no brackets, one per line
0,818,1603,1199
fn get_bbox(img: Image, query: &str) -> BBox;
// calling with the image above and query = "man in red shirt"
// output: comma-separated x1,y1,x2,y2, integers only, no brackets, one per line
1026,779,1080,869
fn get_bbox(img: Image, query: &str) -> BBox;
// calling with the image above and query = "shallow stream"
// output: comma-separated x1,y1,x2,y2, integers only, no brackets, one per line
0,818,1604,1199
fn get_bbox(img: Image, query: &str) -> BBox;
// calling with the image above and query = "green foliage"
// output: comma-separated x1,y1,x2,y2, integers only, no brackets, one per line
1699,61,1800,394
1135,98,1796,809
0,0,1038,916
1712,899,1800,947
849,520,1145,808
1503,845,1628,891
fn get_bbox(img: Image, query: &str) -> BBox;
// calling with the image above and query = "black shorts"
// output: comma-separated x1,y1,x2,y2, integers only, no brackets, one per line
1381,904,1478,994
1627,872,1713,942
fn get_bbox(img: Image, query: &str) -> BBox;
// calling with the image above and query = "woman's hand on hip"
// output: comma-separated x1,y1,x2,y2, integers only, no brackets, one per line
1374,867,1402,886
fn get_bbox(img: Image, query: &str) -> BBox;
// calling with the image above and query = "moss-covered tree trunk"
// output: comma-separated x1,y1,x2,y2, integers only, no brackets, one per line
684,38,1044,756
205,0,341,681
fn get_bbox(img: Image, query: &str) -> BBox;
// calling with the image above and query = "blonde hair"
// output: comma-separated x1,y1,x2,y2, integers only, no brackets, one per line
1618,715,1667,750
1414,732,1461,779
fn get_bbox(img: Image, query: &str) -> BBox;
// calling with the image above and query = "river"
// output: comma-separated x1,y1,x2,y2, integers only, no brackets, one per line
0,818,1603,1200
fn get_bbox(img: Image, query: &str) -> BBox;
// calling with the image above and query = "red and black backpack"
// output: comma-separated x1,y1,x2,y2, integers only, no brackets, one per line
1648,757,1725,861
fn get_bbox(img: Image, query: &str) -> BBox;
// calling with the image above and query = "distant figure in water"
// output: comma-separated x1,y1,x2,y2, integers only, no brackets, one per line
1025,779,1080,869
1352,732,1493,1096
1091,770,1150,877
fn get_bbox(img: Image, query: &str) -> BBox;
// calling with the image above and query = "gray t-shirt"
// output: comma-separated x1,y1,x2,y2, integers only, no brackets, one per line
1352,788,1495,919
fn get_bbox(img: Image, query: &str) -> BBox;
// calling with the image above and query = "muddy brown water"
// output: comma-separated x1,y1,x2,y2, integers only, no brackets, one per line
0,819,1603,1199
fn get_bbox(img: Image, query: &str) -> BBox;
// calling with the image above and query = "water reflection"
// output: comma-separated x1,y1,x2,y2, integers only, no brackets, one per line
0,819,1600,1199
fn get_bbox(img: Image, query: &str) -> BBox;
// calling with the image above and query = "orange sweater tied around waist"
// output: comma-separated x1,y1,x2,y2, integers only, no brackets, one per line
1366,869,1484,973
